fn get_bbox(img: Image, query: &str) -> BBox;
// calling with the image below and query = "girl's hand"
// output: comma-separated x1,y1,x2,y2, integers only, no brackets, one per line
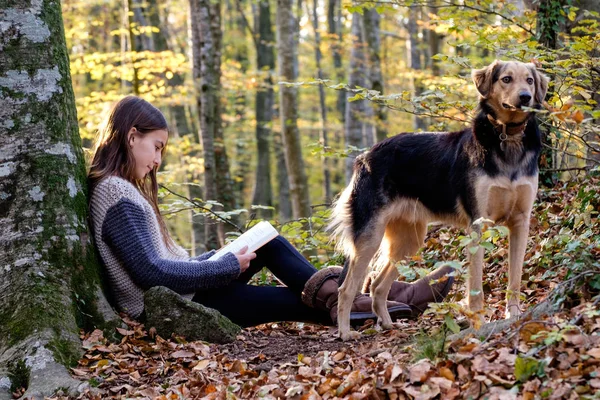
235,246,256,273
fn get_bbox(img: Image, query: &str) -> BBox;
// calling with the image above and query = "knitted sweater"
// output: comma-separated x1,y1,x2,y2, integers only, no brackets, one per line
89,176,240,318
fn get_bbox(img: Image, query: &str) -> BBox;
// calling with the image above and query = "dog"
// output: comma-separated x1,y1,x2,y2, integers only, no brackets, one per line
330,60,549,340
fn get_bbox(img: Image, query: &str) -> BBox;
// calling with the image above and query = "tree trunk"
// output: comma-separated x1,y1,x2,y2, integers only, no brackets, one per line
125,0,140,94
427,0,442,76
231,2,252,210
251,0,275,219
310,0,332,204
363,8,387,143
190,0,220,249
344,13,367,184
274,131,293,221
536,0,566,186
327,0,345,124
0,1,119,398
207,3,237,230
276,0,312,219
406,6,427,131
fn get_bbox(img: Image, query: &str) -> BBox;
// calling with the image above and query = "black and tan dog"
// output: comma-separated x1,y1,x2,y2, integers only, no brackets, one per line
330,60,549,340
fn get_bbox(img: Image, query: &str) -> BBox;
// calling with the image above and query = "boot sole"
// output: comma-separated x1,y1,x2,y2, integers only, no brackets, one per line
349,304,413,327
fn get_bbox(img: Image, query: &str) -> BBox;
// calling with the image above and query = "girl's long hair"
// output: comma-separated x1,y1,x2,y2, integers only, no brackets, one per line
88,96,176,251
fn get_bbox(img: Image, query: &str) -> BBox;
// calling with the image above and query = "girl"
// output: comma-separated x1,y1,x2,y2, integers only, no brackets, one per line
88,96,454,328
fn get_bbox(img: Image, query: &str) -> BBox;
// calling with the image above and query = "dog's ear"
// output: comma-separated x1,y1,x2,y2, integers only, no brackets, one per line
528,63,550,104
472,60,503,99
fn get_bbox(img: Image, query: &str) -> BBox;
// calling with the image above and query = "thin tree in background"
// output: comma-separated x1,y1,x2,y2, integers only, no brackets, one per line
328,0,345,125
190,0,221,249
310,0,332,203
124,0,140,94
363,8,387,143
276,0,312,218
252,0,276,219
406,6,427,130
344,13,368,183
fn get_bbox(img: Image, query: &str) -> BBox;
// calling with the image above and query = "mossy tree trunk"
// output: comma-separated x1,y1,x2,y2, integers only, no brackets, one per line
0,1,119,398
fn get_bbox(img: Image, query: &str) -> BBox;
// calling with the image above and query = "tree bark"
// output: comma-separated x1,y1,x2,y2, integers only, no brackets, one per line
250,0,275,219
276,0,312,219
207,3,237,229
327,0,346,125
535,0,566,186
344,13,368,184
274,131,293,221
362,8,387,144
189,0,220,249
310,0,332,204
125,0,140,94
0,1,119,398
406,6,428,131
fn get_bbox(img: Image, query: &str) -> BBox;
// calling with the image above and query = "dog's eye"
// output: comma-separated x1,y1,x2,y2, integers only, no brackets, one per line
527,77,534,85
501,76,512,83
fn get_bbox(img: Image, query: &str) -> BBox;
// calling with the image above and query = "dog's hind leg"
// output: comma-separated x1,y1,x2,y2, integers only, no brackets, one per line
371,219,427,329
337,226,385,341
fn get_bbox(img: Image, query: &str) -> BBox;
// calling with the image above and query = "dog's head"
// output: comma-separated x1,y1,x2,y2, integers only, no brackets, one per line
472,60,549,124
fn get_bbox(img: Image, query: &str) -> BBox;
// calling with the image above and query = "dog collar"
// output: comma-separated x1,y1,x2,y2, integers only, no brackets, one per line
486,114,528,142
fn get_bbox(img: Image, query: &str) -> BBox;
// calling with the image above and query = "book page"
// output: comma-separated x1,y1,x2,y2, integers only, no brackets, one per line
207,221,278,261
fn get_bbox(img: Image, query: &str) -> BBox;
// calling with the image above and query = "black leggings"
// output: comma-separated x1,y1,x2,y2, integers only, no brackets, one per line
192,236,331,327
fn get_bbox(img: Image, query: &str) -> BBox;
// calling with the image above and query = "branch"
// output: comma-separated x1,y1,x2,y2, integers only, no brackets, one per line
159,184,243,233
355,0,534,35
234,0,258,49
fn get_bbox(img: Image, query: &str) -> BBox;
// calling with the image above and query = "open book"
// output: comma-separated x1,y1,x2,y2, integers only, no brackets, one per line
208,221,278,261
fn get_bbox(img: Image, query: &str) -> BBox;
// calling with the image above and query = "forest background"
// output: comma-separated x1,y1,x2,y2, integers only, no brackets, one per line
63,0,599,263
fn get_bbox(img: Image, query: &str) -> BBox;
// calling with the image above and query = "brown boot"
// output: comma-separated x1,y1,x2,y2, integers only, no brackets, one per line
364,265,455,318
302,267,412,326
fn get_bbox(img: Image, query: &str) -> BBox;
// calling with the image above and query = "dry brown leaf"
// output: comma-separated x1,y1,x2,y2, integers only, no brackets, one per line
336,370,362,397
587,348,600,359
116,327,135,336
390,364,403,382
589,379,600,389
170,350,195,359
438,366,455,382
403,382,441,400
458,343,478,353
192,359,211,371
429,376,453,392
409,359,433,383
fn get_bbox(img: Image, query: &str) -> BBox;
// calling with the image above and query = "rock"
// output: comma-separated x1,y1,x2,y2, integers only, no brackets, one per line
144,287,240,344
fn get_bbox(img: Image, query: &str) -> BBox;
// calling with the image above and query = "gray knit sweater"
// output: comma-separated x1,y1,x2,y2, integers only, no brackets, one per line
89,176,240,318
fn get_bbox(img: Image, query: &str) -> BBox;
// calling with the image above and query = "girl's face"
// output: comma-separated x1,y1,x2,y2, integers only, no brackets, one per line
128,128,168,180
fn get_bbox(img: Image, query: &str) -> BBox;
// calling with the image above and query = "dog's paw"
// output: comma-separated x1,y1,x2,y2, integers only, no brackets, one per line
339,330,361,341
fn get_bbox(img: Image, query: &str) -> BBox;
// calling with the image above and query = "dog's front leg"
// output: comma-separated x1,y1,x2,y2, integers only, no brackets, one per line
467,224,485,315
506,183,535,318
506,216,529,318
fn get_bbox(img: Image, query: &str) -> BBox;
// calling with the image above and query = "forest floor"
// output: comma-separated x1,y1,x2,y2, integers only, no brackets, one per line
42,174,599,400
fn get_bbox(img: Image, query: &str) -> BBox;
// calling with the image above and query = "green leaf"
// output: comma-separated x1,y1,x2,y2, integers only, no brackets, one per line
347,93,364,102
480,241,494,251
514,356,540,382
444,314,461,334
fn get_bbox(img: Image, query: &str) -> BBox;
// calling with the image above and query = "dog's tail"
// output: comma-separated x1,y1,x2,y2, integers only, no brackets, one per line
328,156,370,259
328,174,356,259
